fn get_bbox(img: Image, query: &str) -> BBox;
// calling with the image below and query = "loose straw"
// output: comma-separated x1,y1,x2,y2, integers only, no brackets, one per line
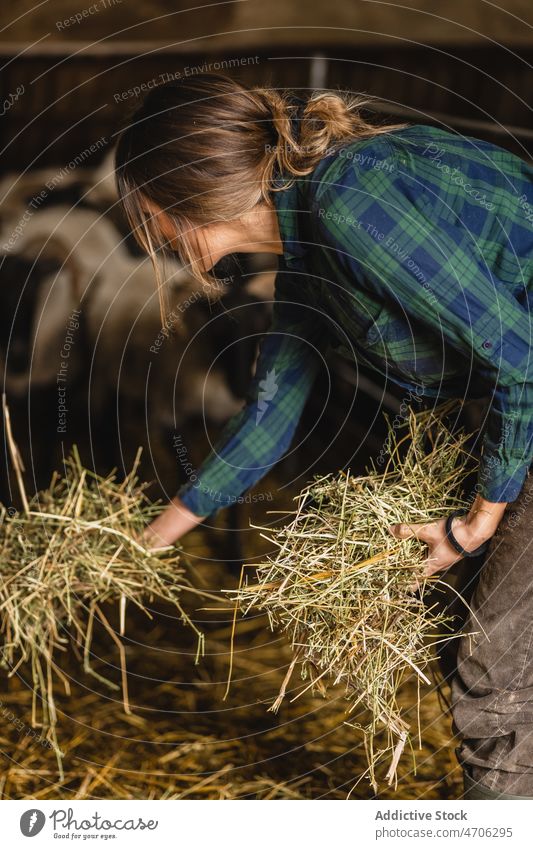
0,426,204,772
229,403,479,789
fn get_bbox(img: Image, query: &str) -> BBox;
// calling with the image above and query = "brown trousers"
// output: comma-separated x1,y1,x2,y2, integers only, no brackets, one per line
450,470,533,794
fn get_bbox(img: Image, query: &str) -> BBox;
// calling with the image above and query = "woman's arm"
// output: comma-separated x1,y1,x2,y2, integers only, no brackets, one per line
315,174,532,569
143,496,206,549
144,264,327,544
460,494,508,544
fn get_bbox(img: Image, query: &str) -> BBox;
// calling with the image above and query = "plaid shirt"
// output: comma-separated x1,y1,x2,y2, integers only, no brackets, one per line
178,124,533,517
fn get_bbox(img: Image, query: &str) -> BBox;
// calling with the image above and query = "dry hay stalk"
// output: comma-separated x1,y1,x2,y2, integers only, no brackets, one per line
0,443,203,774
229,403,478,790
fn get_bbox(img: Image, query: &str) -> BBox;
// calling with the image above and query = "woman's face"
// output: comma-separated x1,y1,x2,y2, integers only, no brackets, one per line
144,199,282,271
144,201,248,271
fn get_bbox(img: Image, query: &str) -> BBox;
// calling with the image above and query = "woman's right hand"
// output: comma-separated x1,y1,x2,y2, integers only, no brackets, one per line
141,496,206,551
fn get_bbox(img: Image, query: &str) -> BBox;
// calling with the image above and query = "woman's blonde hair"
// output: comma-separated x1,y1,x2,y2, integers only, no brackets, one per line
115,74,408,319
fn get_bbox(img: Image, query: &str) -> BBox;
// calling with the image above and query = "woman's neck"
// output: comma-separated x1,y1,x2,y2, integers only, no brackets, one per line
199,204,284,270
236,204,284,255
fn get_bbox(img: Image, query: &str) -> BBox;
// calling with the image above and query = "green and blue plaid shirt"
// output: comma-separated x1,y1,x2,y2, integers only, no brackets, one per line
179,123,533,516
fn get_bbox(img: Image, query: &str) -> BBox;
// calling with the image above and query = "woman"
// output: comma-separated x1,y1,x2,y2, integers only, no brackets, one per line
115,74,533,798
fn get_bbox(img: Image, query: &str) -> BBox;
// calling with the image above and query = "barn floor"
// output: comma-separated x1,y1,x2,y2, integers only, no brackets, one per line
0,466,464,801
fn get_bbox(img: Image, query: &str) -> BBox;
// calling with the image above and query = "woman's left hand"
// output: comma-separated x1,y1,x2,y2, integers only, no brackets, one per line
388,495,507,588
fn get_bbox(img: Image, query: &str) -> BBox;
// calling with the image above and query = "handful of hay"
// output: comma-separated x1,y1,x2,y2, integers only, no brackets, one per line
0,423,202,771
230,405,478,789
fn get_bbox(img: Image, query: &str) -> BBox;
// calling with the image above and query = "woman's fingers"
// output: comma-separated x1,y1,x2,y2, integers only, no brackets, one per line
388,522,433,592
407,553,443,592
389,517,463,592
388,520,436,542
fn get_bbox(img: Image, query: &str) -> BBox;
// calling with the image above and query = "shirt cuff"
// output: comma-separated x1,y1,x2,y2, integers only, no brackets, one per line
475,456,531,503
177,479,240,518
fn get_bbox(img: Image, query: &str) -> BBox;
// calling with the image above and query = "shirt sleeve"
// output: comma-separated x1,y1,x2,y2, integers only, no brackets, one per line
177,263,327,517
314,176,533,503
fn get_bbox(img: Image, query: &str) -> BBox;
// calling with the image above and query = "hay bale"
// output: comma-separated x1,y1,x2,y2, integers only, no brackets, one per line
0,443,203,772
230,404,477,790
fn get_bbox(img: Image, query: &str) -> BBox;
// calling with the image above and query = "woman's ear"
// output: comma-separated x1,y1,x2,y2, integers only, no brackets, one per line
156,211,180,247
192,224,221,273
140,197,178,246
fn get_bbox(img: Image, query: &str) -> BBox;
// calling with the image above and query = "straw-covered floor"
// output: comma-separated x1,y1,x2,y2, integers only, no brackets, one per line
0,403,470,799
0,607,462,799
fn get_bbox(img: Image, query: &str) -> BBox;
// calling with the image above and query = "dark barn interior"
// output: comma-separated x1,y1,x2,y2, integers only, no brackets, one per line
0,0,532,801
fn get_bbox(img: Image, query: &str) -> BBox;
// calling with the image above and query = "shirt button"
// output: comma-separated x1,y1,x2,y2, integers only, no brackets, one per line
482,340,493,350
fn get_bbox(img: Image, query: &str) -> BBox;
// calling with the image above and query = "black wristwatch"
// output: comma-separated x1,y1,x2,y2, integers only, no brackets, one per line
445,510,491,558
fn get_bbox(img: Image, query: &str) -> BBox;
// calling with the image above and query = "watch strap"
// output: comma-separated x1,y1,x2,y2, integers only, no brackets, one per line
445,510,490,558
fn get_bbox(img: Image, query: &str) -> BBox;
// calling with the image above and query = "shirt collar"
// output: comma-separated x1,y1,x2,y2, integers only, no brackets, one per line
271,177,308,264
